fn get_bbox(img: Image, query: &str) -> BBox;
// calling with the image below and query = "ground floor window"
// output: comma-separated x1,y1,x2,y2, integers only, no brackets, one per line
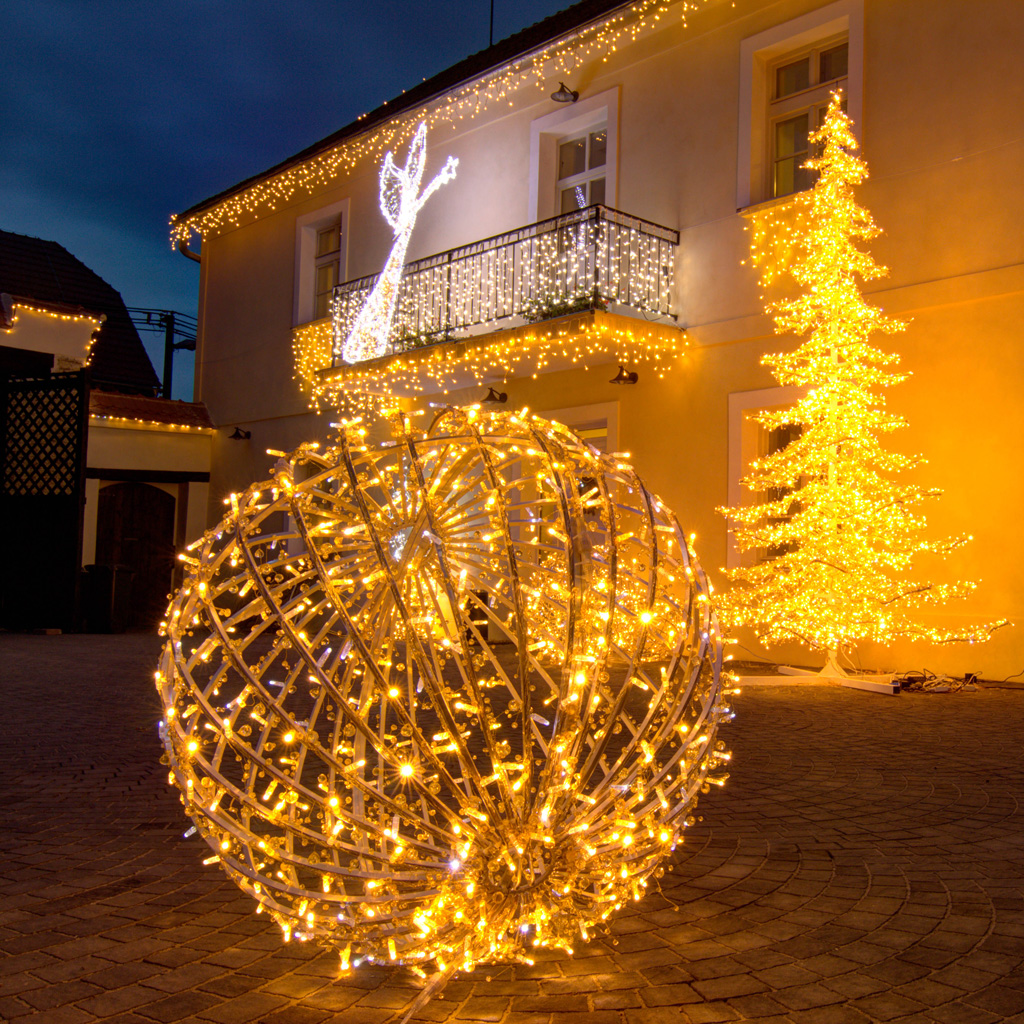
726,386,804,568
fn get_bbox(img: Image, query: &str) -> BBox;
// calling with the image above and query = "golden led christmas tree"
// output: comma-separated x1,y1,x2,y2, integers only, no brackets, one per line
722,92,1002,672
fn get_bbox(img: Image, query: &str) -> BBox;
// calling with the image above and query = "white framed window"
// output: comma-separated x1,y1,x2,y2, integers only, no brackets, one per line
294,199,349,325
529,87,619,222
541,400,618,455
313,221,342,320
768,37,848,198
557,128,608,213
726,386,804,568
738,0,863,209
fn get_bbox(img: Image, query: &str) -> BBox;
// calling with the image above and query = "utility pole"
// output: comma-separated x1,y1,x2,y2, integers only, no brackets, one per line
161,313,176,400
127,308,197,399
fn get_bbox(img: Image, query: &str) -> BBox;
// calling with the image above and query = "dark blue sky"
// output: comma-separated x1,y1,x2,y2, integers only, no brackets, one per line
4,1,569,389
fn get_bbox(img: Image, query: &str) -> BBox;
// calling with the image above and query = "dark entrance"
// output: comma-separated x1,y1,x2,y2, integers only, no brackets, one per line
95,481,176,629
0,370,90,631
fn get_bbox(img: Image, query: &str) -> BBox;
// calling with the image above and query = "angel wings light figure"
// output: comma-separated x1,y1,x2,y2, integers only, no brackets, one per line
336,123,458,364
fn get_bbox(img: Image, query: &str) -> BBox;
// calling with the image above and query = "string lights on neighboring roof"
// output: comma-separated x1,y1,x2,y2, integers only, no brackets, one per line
3,300,101,368
169,0,713,247
89,414,214,434
3,300,103,330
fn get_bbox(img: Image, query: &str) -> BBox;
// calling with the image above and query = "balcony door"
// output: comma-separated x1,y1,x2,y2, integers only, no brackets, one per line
529,87,620,222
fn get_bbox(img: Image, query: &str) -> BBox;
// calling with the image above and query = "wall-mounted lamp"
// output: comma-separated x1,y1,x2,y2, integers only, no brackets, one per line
483,386,508,404
229,427,252,440
550,82,579,104
609,365,638,385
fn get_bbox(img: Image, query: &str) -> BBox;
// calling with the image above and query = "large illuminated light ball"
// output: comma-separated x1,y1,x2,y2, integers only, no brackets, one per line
156,406,731,979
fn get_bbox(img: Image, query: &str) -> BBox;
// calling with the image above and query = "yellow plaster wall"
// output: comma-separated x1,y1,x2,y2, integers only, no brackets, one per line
87,424,212,475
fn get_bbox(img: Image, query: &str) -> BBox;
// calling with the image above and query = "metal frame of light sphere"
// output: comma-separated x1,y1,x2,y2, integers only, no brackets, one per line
156,406,730,982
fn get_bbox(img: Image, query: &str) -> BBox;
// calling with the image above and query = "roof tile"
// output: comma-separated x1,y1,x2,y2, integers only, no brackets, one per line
175,0,632,222
90,389,213,429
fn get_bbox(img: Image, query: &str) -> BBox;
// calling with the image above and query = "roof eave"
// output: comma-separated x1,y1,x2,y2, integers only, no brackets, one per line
173,0,635,226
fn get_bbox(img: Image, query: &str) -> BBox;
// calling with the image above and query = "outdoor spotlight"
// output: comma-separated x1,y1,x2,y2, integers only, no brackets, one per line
483,386,508,404
229,427,252,440
551,82,579,103
610,365,638,385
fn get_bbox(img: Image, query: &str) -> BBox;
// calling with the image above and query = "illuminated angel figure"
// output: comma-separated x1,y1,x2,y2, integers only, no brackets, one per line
338,123,458,364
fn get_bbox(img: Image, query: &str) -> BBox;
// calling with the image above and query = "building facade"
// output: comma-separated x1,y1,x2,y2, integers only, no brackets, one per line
173,0,1024,677
0,230,212,630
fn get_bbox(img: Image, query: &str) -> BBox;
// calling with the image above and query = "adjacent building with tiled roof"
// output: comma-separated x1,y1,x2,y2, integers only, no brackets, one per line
0,229,213,632
89,390,214,431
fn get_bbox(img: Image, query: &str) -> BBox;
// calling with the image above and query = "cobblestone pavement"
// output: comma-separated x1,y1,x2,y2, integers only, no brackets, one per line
2,633,1024,1024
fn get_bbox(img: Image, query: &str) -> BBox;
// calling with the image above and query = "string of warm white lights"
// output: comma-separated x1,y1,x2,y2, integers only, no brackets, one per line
2,301,101,367
169,0,713,246
722,93,1005,655
331,211,676,350
3,301,103,330
294,314,685,414
89,415,213,434
157,406,730,992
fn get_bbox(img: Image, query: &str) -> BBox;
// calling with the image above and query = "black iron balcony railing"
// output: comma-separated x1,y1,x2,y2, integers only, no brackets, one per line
331,205,679,359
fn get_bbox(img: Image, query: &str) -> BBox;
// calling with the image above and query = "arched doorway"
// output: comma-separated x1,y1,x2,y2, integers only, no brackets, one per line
96,481,175,629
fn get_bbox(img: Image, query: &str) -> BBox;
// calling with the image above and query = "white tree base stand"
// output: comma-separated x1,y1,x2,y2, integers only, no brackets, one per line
776,651,899,695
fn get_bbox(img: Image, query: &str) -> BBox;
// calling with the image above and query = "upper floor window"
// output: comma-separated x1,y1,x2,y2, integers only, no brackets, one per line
294,199,349,326
314,220,342,320
737,0,863,209
557,129,607,212
768,39,848,198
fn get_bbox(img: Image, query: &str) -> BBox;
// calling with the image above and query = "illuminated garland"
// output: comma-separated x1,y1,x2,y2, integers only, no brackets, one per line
157,406,730,994
339,124,458,364
4,301,103,330
169,0,713,246
90,415,213,434
721,93,1006,654
330,209,676,363
3,301,102,368
294,312,686,413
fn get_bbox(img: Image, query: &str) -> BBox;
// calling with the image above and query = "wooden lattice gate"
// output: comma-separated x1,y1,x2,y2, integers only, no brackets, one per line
0,370,90,631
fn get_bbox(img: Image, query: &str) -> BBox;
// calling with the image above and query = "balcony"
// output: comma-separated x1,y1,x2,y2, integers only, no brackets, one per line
295,206,685,406
331,205,679,358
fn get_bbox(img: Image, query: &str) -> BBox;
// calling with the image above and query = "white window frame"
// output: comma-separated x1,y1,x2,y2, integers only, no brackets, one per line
556,128,608,214
529,87,620,222
541,399,619,455
726,386,804,568
737,0,863,209
294,198,349,325
313,222,343,320
767,36,848,199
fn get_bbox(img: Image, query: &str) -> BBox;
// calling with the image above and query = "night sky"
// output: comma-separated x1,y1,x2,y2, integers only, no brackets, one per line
5,1,570,392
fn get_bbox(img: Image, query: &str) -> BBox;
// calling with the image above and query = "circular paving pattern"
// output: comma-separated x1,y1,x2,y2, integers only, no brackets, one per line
2,633,1023,1024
